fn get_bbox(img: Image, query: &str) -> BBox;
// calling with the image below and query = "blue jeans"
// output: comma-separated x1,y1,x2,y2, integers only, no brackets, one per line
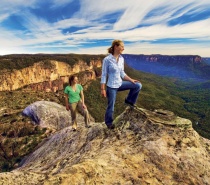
105,81,142,126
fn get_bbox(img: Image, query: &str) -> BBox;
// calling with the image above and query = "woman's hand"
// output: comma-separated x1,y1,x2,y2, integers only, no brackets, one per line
66,104,70,111
101,89,106,97
130,79,140,84
124,75,140,84
82,104,87,109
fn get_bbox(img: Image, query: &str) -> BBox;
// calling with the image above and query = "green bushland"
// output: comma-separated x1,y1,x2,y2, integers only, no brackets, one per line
0,90,62,172
0,120,47,172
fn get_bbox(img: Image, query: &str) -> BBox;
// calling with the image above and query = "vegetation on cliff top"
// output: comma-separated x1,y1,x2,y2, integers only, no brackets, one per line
0,54,105,70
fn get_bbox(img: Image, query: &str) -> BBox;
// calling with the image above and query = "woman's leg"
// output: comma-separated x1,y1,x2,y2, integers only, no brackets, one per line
105,86,118,127
77,101,90,127
118,81,142,104
70,102,78,130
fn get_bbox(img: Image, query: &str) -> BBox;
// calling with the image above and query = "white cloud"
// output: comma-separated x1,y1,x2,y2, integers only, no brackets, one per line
0,0,210,56
0,0,38,23
124,42,210,57
50,0,75,9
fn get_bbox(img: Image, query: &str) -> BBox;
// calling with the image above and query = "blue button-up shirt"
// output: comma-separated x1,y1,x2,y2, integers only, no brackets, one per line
100,54,126,88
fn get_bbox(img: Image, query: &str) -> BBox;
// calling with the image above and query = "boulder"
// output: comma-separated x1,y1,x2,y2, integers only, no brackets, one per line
22,101,71,130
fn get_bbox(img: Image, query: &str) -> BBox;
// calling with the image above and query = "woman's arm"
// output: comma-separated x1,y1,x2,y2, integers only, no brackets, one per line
100,58,108,97
80,90,87,109
64,94,70,111
120,57,139,83
101,83,106,97
123,75,140,84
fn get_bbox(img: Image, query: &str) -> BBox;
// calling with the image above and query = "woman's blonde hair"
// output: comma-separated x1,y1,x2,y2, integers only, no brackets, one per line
107,40,123,54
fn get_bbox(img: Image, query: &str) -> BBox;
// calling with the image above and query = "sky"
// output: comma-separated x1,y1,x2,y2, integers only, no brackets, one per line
0,0,210,57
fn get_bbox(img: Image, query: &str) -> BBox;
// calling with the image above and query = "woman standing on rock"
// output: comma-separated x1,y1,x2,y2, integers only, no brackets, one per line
64,75,90,131
101,40,142,129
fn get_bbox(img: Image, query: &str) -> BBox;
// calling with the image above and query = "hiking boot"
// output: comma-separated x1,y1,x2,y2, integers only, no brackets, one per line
107,124,115,129
124,99,136,107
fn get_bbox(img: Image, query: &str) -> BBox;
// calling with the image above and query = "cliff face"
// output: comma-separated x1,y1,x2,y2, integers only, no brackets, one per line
123,54,202,63
0,59,102,91
0,104,209,185
123,54,210,80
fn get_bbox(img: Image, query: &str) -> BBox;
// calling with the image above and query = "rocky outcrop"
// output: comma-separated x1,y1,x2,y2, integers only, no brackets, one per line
0,106,209,185
22,101,71,130
0,59,102,91
22,101,94,131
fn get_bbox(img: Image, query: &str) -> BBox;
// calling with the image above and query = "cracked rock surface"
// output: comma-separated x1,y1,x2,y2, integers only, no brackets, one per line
0,104,209,185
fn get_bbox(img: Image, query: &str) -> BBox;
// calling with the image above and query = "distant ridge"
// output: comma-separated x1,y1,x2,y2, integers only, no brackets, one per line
123,54,210,81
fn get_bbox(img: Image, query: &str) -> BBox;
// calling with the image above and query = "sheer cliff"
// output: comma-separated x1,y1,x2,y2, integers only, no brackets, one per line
0,59,101,91
123,54,210,80
0,102,209,185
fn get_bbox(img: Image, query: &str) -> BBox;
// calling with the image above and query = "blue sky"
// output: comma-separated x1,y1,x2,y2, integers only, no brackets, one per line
0,0,210,57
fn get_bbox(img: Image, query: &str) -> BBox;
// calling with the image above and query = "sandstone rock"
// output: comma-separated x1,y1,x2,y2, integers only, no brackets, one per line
0,60,102,91
0,106,209,185
22,101,94,131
